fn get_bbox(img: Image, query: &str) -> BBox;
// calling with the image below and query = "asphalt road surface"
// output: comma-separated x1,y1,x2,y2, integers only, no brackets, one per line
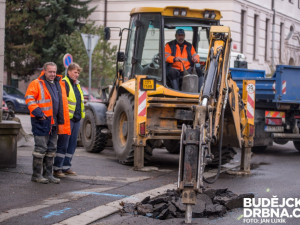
0,114,299,225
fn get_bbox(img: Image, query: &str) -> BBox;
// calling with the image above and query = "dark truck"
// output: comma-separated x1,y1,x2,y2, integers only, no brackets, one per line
231,65,300,151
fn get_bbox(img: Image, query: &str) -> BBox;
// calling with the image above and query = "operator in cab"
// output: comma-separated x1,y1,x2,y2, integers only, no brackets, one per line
165,29,203,91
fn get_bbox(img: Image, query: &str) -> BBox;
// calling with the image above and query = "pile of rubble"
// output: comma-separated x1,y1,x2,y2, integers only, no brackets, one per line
120,188,254,220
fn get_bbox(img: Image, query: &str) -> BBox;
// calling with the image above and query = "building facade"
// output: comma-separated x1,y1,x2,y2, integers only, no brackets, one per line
89,0,300,74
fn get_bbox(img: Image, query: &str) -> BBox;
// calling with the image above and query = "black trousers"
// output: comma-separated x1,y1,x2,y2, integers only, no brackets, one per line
167,66,203,90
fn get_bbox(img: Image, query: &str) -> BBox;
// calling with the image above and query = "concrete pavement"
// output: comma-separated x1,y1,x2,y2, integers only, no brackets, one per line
1,114,300,225
96,142,300,225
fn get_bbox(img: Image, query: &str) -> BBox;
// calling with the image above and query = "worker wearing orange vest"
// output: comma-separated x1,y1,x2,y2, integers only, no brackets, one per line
25,62,71,184
165,29,202,90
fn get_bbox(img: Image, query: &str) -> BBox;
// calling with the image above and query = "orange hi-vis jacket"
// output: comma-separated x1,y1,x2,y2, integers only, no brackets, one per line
165,40,200,72
25,71,71,135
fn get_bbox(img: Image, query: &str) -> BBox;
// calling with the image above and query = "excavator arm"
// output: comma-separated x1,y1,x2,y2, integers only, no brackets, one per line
178,26,254,223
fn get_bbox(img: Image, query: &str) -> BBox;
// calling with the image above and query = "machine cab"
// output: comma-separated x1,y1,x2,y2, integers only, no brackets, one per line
120,6,221,91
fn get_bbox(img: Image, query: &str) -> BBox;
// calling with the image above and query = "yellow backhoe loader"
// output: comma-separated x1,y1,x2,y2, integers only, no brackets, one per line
81,7,254,182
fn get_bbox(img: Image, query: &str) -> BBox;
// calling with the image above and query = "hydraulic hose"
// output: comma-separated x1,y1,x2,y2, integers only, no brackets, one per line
203,39,230,184
203,104,225,184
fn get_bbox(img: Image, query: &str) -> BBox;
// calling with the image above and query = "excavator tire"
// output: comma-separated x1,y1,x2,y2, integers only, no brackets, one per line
112,94,134,164
82,110,107,153
208,146,237,167
112,93,152,164
163,140,180,154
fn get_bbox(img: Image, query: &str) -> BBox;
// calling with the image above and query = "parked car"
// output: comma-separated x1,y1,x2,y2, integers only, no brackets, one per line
2,100,9,120
81,86,102,103
3,85,29,113
2,100,15,120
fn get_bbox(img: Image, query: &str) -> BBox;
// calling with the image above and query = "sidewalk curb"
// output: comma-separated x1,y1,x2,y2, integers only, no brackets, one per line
54,183,177,225
55,163,239,225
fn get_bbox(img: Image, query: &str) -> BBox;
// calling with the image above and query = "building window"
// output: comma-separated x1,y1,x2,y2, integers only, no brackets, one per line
265,18,270,61
241,10,246,53
253,14,259,60
280,22,284,63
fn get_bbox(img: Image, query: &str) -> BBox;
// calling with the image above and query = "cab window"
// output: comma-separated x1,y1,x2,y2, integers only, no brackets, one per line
132,14,162,80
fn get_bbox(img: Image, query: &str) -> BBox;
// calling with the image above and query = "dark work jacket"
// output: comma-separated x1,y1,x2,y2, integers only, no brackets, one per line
26,74,65,136
44,80,59,125
30,75,65,136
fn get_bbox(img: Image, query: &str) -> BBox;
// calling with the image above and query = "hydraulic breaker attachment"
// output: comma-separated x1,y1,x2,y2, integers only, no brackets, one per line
178,124,201,223
178,122,210,223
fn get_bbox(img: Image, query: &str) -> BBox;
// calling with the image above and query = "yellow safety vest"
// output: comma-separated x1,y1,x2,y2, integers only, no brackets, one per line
63,76,85,119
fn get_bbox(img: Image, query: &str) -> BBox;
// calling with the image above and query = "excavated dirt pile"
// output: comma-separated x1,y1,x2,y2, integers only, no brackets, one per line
120,188,254,220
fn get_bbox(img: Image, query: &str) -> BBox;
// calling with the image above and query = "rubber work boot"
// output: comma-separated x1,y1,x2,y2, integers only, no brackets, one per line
43,156,60,184
31,156,49,184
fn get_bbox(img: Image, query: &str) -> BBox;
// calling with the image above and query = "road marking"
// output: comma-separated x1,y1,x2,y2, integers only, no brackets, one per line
0,160,238,223
0,187,113,223
55,183,177,225
72,191,129,198
55,163,240,225
66,175,150,183
237,214,244,220
0,174,150,224
44,208,72,219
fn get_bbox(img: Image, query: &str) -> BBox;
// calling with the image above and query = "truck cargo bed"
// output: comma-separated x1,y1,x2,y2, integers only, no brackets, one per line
230,65,300,105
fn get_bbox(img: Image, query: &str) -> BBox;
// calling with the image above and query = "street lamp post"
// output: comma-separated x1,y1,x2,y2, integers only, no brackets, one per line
0,0,6,122
81,33,100,101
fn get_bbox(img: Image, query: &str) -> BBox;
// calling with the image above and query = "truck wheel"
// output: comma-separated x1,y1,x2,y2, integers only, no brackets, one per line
163,140,180,154
6,102,15,112
293,141,300,152
274,140,288,145
112,94,135,164
82,110,107,153
209,146,237,167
